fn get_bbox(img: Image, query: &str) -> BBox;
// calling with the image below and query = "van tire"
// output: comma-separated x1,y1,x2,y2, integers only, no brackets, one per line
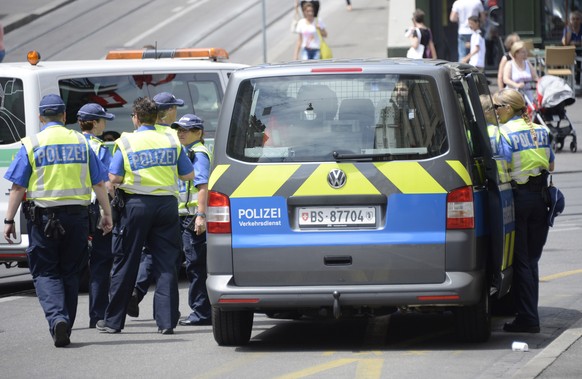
212,307,254,346
454,287,491,342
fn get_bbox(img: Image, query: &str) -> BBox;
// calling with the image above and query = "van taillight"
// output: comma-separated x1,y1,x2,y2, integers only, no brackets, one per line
207,191,231,234
446,186,474,229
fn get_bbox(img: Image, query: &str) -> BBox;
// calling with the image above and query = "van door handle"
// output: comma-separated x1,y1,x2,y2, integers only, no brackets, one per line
324,256,352,266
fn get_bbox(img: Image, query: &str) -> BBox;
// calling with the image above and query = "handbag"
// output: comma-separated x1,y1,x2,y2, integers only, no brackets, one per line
406,28,425,59
316,19,332,59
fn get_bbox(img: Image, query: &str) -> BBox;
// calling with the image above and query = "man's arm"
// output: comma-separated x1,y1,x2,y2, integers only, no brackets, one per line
3,184,26,243
92,181,113,235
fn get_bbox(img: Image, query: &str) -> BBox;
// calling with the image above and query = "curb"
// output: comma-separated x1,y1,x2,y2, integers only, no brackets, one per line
3,0,76,34
512,317,582,378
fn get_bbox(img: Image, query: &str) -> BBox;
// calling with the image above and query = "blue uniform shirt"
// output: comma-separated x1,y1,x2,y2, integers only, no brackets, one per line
498,115,555,164
187,140,210,187
84,133,113,170
109,125,193,177
4,122,109,187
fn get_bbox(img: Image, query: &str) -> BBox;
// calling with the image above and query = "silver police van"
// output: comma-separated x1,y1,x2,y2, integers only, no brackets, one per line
207,59,515,345
0,48,246,268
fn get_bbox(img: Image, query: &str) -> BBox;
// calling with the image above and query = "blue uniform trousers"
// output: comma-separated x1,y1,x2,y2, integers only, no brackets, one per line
88,225,113,327
134,249,154,302
181,220,211,323
512,186,549,327
104,194,181,331
27,207,89,338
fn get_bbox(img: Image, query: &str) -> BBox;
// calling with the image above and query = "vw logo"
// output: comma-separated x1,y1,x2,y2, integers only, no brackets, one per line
328,169,347,189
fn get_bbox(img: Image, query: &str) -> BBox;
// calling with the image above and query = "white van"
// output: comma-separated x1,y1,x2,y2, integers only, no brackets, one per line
0,48,246,268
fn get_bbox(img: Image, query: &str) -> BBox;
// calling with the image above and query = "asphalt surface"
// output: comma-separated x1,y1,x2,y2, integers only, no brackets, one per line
1,1,582,378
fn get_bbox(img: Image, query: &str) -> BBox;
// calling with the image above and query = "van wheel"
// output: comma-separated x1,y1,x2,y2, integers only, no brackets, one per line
212,307,254,346
454,287,491,342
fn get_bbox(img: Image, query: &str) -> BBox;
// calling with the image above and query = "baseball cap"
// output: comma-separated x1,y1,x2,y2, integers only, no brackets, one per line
547,186,565,227
171,114,204,130
77,103,115,121
153,92,185,109
39,94,66,116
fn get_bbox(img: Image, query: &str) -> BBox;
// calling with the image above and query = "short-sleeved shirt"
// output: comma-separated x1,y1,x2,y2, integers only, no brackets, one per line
108,125,193,177
469,31,486,68
452,0,484,35
4,122,108,188
295,18,326,49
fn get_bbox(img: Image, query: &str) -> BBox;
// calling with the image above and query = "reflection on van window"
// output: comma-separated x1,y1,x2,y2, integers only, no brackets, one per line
0,78,25,145
58,73,222,137
226,75,447,162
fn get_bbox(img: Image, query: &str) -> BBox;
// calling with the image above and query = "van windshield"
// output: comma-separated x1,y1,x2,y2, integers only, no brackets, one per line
226,74,447,162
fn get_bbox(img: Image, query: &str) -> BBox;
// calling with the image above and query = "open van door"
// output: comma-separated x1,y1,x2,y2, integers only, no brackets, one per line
465,73,515,300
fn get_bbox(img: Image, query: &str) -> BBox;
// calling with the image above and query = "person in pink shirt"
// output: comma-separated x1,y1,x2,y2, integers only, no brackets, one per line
0,23,5,63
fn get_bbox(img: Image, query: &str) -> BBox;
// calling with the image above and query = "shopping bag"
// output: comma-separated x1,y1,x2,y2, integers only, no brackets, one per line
317,28,332,59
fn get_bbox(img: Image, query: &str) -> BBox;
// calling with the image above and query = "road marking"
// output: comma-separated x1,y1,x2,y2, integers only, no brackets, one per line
540,269,582,282
124,0,210,47
275,358,384,379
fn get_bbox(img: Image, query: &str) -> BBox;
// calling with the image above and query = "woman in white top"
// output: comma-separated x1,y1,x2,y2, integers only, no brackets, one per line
294,2,327,60
503,41,538,101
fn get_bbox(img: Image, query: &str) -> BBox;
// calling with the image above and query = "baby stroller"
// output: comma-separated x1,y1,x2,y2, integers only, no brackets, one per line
535,75,577,153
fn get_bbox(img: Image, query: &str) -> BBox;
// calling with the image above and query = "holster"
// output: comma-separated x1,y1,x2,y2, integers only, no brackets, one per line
22,201,40,225
88,203,100,236
110,188,126,224
43,212,66,239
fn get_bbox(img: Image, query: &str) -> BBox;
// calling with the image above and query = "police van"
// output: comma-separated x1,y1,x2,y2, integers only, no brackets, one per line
0,48,246,268
207,59,516,345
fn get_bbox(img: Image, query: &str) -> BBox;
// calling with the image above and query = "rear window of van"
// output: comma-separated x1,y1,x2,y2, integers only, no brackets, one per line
0,77,25,145
226,74,448,162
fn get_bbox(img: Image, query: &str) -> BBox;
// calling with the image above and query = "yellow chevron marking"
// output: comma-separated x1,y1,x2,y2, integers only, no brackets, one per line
231,165,301,198
208,164,230,190
446,160,472,186
293,164,380,196
374,162,445,194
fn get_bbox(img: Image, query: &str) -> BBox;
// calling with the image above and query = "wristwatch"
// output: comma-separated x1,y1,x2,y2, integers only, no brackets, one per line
194,212,206,218
4,218,15,224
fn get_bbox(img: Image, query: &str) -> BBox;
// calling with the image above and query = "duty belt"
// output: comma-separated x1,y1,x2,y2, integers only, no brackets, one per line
39,205,88,215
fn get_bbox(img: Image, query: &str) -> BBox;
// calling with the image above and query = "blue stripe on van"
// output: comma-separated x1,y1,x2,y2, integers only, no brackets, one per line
230,194,447,248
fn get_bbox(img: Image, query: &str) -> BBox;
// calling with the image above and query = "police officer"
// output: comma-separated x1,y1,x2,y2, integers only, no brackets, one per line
127,91,184,318
3,94,113,347
98,97,193,334
171,114,212,326
494,88,555,333
77,103,115,328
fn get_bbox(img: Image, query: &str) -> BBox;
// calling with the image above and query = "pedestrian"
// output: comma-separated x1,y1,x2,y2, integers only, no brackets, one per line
407,9,438,59
76,103,116,329
497,33,521,89
449,0,485,62
3,94,113,347
171,114,212,326
502,41,538,102
461,15,485,70
294,2,328,60
102,130,121,142
0,23,5,63
97,97,193,335
562,10,582,86
126,91,184,319
494,88,554,334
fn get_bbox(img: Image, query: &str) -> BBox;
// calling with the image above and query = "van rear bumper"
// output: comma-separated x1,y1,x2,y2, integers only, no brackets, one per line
208,271,485,310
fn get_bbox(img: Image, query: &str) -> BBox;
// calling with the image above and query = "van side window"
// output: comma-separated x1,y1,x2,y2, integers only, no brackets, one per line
59,73,222,136
0,78,26,144
227,75,448,162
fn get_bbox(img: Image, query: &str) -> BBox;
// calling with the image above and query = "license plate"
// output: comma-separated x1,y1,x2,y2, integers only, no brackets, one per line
298,207,376,228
